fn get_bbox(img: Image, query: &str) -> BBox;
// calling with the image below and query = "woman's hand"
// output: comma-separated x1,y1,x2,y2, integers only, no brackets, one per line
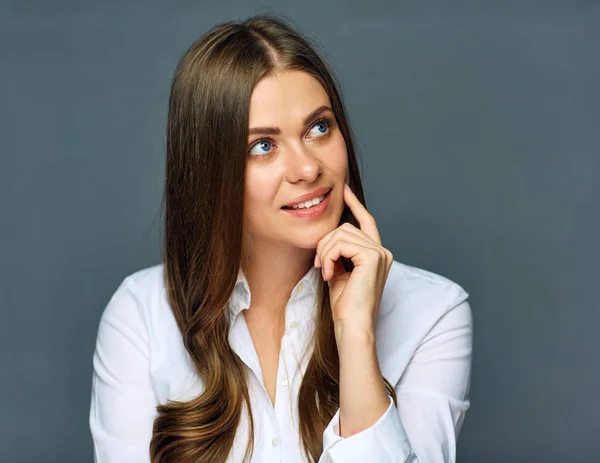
314,184,394,331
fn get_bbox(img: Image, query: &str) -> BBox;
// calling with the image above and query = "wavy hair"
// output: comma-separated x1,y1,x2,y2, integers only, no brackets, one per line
150,14,397,463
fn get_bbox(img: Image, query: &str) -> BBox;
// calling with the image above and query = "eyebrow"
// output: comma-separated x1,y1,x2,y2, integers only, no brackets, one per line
248,105,333,136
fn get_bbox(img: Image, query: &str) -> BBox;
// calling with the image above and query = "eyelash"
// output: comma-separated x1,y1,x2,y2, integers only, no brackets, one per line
248,117,335,159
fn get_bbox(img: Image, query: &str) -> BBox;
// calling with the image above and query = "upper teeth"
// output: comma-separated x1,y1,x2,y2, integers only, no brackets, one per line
290,194,326,209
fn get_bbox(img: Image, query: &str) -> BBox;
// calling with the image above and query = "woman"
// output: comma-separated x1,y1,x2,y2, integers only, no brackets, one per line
89,14,473,463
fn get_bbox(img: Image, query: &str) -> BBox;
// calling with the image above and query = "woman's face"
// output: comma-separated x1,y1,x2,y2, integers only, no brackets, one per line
243,70,348,251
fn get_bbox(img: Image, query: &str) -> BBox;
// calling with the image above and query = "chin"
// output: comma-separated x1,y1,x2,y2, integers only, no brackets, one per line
287,223,339,250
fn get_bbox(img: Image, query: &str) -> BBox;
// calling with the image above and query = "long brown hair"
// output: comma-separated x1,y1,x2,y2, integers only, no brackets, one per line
151,14,397,463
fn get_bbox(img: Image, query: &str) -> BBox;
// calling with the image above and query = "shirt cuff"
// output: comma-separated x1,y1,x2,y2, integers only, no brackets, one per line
322,395,413,462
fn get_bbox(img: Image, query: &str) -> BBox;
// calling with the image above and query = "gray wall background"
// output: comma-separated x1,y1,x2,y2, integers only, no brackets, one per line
1,1,598,462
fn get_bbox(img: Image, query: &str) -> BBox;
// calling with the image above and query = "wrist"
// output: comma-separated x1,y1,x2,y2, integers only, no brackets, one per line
334,319,376,346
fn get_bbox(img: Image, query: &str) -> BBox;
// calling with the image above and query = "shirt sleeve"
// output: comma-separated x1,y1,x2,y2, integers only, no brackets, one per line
89,278,158,463
319,291,473,463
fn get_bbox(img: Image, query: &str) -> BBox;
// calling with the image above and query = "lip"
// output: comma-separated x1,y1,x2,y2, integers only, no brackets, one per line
282,186,332,208
281,189,332,219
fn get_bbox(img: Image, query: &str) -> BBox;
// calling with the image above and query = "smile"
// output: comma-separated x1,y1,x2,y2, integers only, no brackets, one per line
281,190,332,220
287,194,326,209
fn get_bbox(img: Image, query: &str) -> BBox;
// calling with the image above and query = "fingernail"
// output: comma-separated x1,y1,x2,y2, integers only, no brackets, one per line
345,184,351,191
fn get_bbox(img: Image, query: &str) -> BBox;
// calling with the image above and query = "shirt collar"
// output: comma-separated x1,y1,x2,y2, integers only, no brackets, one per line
227,265,321,322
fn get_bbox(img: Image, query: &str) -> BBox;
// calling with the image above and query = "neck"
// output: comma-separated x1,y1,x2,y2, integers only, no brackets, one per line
241,239,316,312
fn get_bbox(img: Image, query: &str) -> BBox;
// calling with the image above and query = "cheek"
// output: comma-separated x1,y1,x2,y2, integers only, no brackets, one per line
244,169,280,218
325,136,349,177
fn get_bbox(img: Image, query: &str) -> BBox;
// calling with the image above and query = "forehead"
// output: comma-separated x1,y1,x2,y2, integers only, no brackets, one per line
248,70,330,127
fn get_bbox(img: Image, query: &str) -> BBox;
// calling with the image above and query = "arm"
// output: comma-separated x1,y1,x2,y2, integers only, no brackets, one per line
89,279,158,463
319,292,473,463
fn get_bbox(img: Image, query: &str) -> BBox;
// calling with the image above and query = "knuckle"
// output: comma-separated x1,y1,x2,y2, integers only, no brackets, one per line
370,248,382,259
333,229,348,242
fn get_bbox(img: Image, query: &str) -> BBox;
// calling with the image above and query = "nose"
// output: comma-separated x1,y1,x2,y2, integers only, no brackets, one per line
284,145,322,184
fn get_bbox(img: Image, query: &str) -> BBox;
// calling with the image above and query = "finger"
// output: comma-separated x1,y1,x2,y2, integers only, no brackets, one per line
315,226,348,268
331,258,346,280
338,221,377,243
318,228,371,268
316,226,371,268
344,184,381,245
315,228,335,268
320,239,359,281
321,239,377,281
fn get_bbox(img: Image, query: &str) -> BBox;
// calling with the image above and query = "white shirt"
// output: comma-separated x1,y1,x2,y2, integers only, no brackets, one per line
89,260,472,462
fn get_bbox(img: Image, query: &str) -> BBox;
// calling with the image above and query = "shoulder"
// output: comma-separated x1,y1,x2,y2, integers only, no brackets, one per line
98,263,168,348
376,260,472,380
102,263,195,401
117,262,176,343
121,264,165,308
380,260,470,318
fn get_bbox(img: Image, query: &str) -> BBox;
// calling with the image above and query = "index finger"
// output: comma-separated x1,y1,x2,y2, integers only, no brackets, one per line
343,184,381,244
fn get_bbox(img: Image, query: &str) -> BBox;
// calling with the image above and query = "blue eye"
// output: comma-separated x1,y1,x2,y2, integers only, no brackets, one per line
249,139,273,156
247,118,333,158
308,120,329,137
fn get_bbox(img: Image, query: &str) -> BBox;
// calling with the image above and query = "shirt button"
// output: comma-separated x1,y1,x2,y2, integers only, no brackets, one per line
289,321,298,329
297,282,303,293
272,438,279,447
281,378,289,387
